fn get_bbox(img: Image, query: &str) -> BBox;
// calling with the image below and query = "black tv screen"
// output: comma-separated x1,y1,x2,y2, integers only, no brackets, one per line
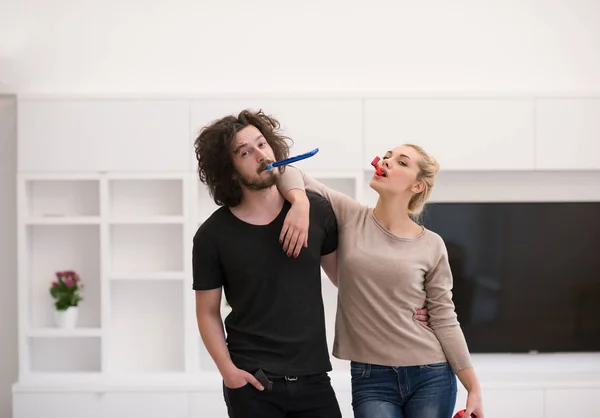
419,202,600,353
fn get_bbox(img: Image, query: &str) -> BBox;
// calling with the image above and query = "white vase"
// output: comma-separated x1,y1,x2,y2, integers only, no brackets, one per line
54,306,79,329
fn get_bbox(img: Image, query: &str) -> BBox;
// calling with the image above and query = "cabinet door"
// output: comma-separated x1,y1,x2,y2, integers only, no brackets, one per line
103,393,188,418
535,98,600,170
455,388,544,418
544,389,600,418
13,393,104,418
18,99,191,172
364,98,535,170
190,393,229,418
190,99,363,171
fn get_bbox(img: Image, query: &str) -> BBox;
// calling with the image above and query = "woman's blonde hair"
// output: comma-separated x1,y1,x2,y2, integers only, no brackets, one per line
404,144,440,215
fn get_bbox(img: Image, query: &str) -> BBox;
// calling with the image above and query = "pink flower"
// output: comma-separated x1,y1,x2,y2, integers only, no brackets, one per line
52,270,81,287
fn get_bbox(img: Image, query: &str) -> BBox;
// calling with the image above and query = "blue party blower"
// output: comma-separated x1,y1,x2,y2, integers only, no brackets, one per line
266,148,319,170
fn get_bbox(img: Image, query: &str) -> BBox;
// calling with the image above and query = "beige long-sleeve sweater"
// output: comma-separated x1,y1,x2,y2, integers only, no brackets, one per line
277,166,473,373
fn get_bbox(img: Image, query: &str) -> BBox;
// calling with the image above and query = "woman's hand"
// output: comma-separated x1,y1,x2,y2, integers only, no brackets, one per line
280,190,310,257
456,368,484,418
464,388,484,418
413,308,429,323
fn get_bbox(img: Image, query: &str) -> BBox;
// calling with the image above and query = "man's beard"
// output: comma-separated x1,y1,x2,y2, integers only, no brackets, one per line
238,166,277,191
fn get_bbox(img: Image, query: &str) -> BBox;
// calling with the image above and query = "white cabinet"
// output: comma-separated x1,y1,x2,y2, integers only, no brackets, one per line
190,393,229,418
13,95,600,418
455,388,544,418
13,392,189,418
18,99,191,172
13,393,104,418
190,99,364,171
12,382,600,418
103,393,189,418
535,98,600,170
364,98,535,170
15,96,600,174
544,389,600,418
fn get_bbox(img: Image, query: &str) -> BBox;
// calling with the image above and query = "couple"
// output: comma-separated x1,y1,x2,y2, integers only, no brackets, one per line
192,109,484,418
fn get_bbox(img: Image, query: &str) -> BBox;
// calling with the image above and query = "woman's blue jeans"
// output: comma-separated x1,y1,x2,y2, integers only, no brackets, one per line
350,361,458,418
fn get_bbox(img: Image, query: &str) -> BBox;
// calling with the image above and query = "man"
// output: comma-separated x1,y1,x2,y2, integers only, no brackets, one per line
192,109,342,418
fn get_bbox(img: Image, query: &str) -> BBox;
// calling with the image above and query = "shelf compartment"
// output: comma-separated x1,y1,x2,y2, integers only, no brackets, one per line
109,224,184,276
25,180,100,218
108,280,185,373
109,272,186,281
28,328,103,338
108,216,184,225
25,216,101,225
109,179,184,218
27,224,101,329
197,181,220,223
29,336,101,373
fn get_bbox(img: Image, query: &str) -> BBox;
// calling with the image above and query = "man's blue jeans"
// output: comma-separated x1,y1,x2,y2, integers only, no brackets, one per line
350,361,458,418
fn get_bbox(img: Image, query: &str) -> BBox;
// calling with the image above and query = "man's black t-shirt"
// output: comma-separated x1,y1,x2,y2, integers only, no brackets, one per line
192,192,338,376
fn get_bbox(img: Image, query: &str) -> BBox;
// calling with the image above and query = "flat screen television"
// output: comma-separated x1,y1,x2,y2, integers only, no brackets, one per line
419,202,600,353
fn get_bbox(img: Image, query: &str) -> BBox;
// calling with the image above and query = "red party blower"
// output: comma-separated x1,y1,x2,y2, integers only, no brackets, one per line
371,156,383,176
454,410,476,418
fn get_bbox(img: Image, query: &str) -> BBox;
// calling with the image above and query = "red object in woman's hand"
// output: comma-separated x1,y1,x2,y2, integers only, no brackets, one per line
454,410,476,418
371,156,383,176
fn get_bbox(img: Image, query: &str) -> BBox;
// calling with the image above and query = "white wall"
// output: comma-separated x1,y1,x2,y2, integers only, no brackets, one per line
3,1,600,416
0,96,17,418
1,0,600,94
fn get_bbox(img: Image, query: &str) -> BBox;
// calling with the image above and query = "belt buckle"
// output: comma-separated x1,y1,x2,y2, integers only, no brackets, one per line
285,376,298,381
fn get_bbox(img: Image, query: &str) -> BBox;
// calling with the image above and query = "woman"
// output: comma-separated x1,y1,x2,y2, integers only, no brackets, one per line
276,144,484,418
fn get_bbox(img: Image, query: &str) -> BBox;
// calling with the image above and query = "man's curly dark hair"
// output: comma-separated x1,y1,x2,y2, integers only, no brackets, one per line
194,109,292,207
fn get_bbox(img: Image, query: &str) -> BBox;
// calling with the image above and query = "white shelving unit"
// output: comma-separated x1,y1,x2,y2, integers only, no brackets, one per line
17,174,193,384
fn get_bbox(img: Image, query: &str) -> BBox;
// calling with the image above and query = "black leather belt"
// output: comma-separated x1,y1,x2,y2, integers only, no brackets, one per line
253,368,318,391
